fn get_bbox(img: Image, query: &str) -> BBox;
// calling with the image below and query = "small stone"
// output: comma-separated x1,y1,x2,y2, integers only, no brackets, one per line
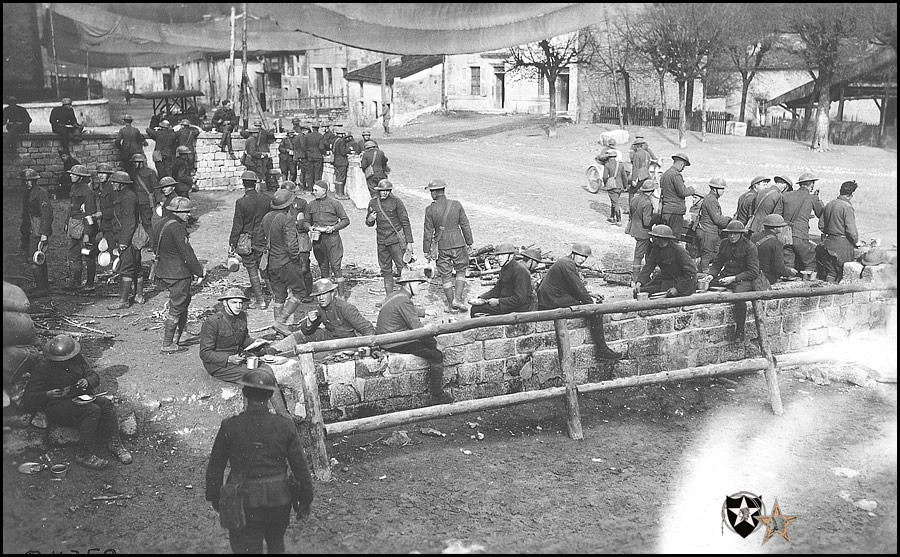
142,399,161,411
3,413,34,429
853,499,877,512
119,412,138,437
419,427,445,437
832,467,859,478
31,412,48,429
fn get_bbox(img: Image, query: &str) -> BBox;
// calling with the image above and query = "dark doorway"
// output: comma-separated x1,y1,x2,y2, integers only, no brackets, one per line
557,73,569,112
162,72,172,91
494,71,505,109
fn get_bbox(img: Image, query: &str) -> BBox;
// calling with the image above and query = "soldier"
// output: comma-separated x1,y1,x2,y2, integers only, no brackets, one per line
96,164,117,273
331,127,355,200
206,367,313,554
129,153,157,233
748,176,783,234
628,139,655,209
49,98,84,153
292,120,310,191
376,268,453,404
773,174,794,193
817,180,860,283
287,183,314,303
146,119,177,178
780,172,824,273
709,221,762,341
23,334,133,469
752,214,796,285
626,181,657,281
355,129,372,155
273,278,375,355
365,179,413,296
308,180,351,298
175,118,201,175
537,243,622,360
62,164,96,291
82,164,108,293
697,177,732,272
211,99,238,156
152,196,206,353
658,153,695,241
263,189,310,336
360,139,389,198
114,114,146,175
243,121,273,181
469,243,533,317
230,170,272,310
155,176,180,219
169,145,195,194
321,120,337,154
57,149,81,198
3,95,32,151
736,176,766,226
279,129,297,183
520,247,546,310
304,121,326,185
423,179,473,314
22,169,53,298
600,147,628,225
265,168,282,195
106,172,143,310
633,225,698,298
199,288,293,417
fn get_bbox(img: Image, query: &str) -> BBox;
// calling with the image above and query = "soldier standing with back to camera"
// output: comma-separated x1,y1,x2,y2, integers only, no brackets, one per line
817,180,860,283
304,121,326,185
423,179,473,314
106,172,143,310
263,189,310,336
697,177,731,272
230,170,272,310
780,172,824,273
129,153,158,233
63,164,95,292
22,169,53,298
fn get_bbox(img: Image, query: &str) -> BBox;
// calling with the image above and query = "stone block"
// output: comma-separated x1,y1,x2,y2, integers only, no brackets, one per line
780,298,800,314
443,345,472,366
515,333,556,354
673,312,692,331
696,346,720,366
505,355,531,378
807,328,827,346
483,338,516,360
504,323,534,337
619,318,646,338
764,316,782,336
764,299,780,316
827,327,848,340
354,357,385,378
386,353,429,374
362,376,397,401
329,383,361,407
853,292,871,304
799,296,819,311
609,311,628,321
721,342,751,362
532,349,561,377
628,336,662,357
801,311,827,330
534,320,556,333
565,317,590,330
326,361,356,384
463,325,504,341
437,332,468,348
457,363,480,385
788,331,809,350
691,307,725,328
637,307,679,317
399,370,428,396
782,313,801,333
569,327,589,346
480,359,506,383
833,293,854,307
646,314,675,335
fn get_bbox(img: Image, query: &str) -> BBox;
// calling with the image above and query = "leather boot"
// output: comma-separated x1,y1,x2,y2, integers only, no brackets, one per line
107,279,133,310
428,363,454,405
83,255,97,292
336,277,348,300
335,181,349,200
29,265,50,298
161,319,186,353
443,286,458,313
383,275,395,295
273,298,301,336
174,325,200,346
733,302,747,341
133,277,145,305
589,316,623,360
248,272,267,309
452,278,468,311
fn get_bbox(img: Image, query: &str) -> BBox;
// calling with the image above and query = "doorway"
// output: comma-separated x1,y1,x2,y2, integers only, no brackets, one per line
556,73,569,112
494,70,505,109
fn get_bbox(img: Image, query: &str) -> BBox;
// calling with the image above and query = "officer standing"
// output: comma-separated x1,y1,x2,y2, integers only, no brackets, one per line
633,225,698,298
152,196,206,353
626,181,656,281
263,189,311,336
106,172,143,309
22,169,53,298
709,221,762,341
230,170,272,310
697,177,731,272
365,179,413,297
308,180,351,298
780,172,824,273
817,180,860,283
63,164,95,291
206,367,313,555
128,153,158,233
469,243,533,317
658,153,695,241
423,179,473,314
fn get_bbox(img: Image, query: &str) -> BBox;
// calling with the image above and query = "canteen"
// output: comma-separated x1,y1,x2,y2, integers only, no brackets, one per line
97,250,112,267
98,237,109,252
226,255,241,272
32,250,46,266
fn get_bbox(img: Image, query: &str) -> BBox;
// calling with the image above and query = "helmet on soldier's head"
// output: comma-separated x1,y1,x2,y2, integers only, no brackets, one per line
44,334,81,361
708,177,727,190
179,118,191,126
521,247,542,262
493,243,516,255
397,268,428,284
238,368,277,392
571,243,592,257
160,120,171,128
130,153,147,162
96,163,115,174
241,170,258,182
24,168,40,180
649,224,677,239
176,145,191,155
166,196,195,212
361,129,371,137
270,189,295,210
158,176,178,189
311,278,338,296
110,171,133,184
364,140,377,149
426,179,447,191
762,214,787,228
282,180,297,191
68,165,91,177
375,179,393,191
218,287,250,302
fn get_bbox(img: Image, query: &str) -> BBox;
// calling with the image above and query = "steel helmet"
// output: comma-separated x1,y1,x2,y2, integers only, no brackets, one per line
96,162,115,174
761,214,787,228
649,224,677,239
374,179,393,191
426,179,447,191
110,171,133,184
797,172,818,184
159,119,171,128
672,153,692,166
724,220,748,233
282,180,297,191
639,180,657,192
44,334,81,361
571,243,592,257
493,243,516,255
238,368,277,392
97,250,112,267
23,168,40,180
179,118,191,126
750,175,770,187
708,177,727,189
270,189,296,210
158,176,178,189
773,175,794,189
122,114,133,122
361,129,371,136
129,153,147,162
176,145,191,155
364,140,378,149
68,165,91,177
166,196,195,212
397,268,428,283
311,278,338,296
521,247,543,262
218,287,250,301
241,170,258,182
61,98,72,105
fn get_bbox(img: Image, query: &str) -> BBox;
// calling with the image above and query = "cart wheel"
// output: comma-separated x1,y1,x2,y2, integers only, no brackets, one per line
585,164,603,194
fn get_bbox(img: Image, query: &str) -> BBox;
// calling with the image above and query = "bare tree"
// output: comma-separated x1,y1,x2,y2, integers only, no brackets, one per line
584,15,642,127
506,32,595,137
724,4,780,122
862,3,898,54
786,3,870,151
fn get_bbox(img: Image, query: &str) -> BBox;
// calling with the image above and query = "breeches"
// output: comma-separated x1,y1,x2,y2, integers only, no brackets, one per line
268,261,307,303
158,277,192,323
313,234,343,278
377,242,405,277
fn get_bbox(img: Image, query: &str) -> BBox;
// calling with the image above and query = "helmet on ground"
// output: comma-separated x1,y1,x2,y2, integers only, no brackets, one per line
571,243,592,257
364,140,378,149
218,287,250,302
23,168,40,180
68,165,90,177
493,243,516,255
724,220,747,233
241,170,258,182
96,162,115,174
44,334,81,362
708,177,727,190
270,189,295,210
427,179,447,191
176,145,191,155
797,172,818,184
166,196,195,212
672,153,691,166
158,176,178,189
238,368,277,392
750,175,770,187
110,171,133,184
521,247,542,262
130,153,147,162
762,214,787,228
311,278,338,296
397,268,428,283
649,225,676,239
375,179,393,191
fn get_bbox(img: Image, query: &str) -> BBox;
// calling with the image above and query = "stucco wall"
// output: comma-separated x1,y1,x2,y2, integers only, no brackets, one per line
4,99,111,131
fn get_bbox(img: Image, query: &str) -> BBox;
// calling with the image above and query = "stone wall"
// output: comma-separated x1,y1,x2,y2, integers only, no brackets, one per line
294,279,896,424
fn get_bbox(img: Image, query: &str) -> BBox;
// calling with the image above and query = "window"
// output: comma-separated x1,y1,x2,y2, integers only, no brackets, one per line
286,56,295,76
470,66,481,96
314,68,324,95
538,74,545,96
326,68,333,95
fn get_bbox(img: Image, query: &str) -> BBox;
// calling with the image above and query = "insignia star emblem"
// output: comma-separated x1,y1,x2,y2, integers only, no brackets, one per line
727,496,759,527
756,499,797,544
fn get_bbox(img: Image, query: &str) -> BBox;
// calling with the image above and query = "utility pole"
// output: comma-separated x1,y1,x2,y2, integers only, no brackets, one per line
241,2,248,129
85,46,90,100
48,3,61,99
227,5,235,104
380,53,387,119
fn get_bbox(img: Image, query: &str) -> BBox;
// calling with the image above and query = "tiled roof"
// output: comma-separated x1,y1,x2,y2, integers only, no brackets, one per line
346,55,443,84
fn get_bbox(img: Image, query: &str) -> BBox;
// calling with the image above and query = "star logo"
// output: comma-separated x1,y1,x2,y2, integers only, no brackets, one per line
722,492,765,538
757,499,797,544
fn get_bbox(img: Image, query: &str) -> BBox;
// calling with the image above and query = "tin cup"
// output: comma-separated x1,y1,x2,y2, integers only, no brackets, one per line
246,356,259,370
50,463,68,480
85,215,94,226
636,292,649,301
801,270,814,282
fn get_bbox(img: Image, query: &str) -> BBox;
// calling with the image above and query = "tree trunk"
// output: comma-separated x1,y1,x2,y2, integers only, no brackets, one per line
739,75,751,122
811,81,831,151
701,77,708,143
678,80,687,148
622,70,632,126
612,69,624,128
658,71,667,126
547,71,558,138
685,79,695,129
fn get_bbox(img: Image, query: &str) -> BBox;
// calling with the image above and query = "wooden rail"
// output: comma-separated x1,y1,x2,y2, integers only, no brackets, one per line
293,282,895,480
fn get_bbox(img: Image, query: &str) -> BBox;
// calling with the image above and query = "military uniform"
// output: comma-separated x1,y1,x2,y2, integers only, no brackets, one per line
291,130,308,190
111,185,142,285
748,185,783,234
360,147,389,198
212,105,238,154
278,135,297,182
780,188,824,271
175,125,201,171
243,132,273,181
146,126,177,178
130,166,158,232
710,235,763,336
152,214,203,341
274,297,374,354
697,194,731,271
262,210,308,304
169,156,194,196
816,195,858,283
307,194,350,279
65,179,96,289
626,193,654,280
206,404,314,554
231,188,272,305
366,193,412,292
751,229,789,285
635,242,698,296
26,184,54,292
304,129,326,185
470,259,533,317
659,165,695,240
114,124,146,172
735,188,757,226
423,196,473,284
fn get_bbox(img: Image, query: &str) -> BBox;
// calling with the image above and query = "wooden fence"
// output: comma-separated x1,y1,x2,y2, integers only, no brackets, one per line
284,282,896,480
592,106,733,135
749,117,884,146
270,94,348,114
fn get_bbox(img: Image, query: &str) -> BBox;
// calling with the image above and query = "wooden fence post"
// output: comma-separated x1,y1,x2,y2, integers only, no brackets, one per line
297,352,333,481
554,319,584,440
751,300,783,415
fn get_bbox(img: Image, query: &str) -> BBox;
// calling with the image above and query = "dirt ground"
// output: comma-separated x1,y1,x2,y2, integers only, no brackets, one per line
3,110,897,553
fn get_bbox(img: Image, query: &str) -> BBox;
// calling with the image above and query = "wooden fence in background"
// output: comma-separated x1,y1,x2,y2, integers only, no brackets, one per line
593,106,733,135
